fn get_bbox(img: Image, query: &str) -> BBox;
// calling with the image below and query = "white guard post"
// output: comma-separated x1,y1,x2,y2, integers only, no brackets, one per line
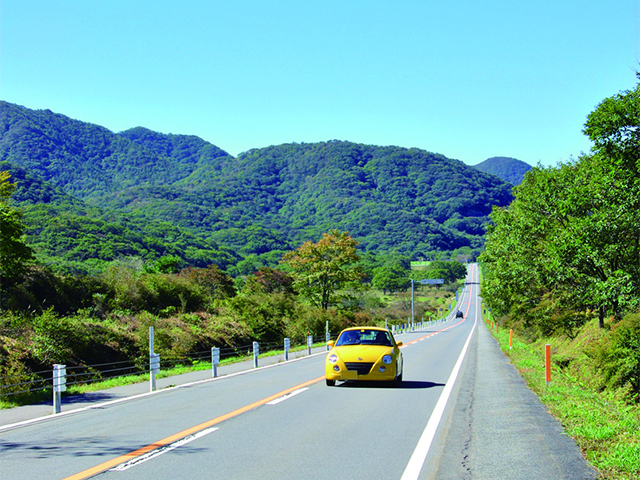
149,326,160,391
253,341,259,368
53,364,66,414
150,353,160,391
284,338,290,361
307,335,313,355
211,347,220,378
325,321,331,350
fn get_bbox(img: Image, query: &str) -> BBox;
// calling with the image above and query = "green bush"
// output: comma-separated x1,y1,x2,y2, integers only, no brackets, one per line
590,313,640,402
5,266,103,314
231,292,293,343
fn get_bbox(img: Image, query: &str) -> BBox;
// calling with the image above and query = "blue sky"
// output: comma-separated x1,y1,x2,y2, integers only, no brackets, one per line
1,1,638,166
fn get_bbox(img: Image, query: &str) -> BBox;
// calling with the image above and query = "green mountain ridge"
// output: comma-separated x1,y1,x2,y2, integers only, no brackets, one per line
0,101,516,272
0,161,240,273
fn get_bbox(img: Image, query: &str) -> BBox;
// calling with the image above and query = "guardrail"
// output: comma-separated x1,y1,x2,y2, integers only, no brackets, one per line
0,335,320,413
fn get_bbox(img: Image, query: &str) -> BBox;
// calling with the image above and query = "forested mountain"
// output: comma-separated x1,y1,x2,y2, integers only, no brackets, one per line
0,162,240,273
473,156,532,185
0,101,515,273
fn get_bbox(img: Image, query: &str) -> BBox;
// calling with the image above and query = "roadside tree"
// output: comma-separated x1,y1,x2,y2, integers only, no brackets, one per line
1,171,34,305
281,230,362,309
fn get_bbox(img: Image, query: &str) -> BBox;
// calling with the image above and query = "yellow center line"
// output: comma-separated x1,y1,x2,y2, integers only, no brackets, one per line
402,296,472,347
63,375,325,480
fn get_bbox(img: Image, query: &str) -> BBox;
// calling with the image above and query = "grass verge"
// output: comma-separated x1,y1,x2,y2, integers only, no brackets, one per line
486,320,640,480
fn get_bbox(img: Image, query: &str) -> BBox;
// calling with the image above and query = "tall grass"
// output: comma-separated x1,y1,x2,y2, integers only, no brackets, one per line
487,320,640,480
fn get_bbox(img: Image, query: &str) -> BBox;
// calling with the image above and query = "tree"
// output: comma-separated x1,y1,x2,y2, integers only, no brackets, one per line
148,255,182,274
281,230,362,309
179,264,236,301
419,260,467,284
241,267,296,295
583,72,640,170
481,74,640,332
1,171,34,304
371,256,411,294
372,264,411,294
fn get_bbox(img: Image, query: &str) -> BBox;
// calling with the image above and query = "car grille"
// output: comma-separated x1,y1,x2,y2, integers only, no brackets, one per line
344,362,374,375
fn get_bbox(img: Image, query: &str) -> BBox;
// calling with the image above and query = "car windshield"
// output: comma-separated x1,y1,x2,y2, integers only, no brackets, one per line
335,329,393,346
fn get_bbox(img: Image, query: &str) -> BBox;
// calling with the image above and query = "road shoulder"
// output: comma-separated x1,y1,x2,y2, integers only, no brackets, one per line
431,323,598,480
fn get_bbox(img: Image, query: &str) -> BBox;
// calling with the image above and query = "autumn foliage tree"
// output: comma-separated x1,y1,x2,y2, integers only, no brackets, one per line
281,230,362,309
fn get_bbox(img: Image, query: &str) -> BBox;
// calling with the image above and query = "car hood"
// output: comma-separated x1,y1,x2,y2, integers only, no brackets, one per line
332,345,395,362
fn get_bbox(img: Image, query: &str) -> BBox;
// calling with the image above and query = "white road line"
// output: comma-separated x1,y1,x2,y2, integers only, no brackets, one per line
266,387,309,405
110,427,219,471
400,276,478,480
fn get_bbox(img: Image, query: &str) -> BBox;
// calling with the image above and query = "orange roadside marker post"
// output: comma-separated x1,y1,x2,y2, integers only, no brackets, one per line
509,329,513,349
545,344,551,385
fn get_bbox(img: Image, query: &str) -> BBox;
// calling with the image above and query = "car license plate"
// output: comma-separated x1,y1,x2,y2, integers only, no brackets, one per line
341,371,358,380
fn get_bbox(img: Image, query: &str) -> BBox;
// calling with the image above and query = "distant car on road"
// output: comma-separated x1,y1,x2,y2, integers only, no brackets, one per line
455,310,464,318
325,327,403,386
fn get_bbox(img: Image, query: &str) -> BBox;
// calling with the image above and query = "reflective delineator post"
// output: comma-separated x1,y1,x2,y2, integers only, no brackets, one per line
307,334,312,355
211,347,220,378
149,326,159,392
545,344,551,385
326,321,331,351
509,329,513,349
284,338,290,361
253,341,259,368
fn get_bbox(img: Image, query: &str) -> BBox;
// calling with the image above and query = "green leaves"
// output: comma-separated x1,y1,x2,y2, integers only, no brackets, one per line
583,73,640,167
0,171,34,285
281,230,362,309
482,74,640,334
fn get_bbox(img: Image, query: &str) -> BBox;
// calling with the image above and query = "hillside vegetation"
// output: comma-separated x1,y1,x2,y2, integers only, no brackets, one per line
1,101,514,272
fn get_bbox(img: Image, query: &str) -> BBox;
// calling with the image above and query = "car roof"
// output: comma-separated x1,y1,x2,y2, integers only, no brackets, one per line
340,326,389,332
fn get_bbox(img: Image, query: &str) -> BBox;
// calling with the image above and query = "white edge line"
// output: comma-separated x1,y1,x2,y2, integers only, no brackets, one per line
0,350,328,432
400,277,478,480
111,426,218,471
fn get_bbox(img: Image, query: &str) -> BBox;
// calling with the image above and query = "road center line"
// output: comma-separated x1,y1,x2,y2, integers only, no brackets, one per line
111,426,219,471
62,376,325,480
267,387,309,405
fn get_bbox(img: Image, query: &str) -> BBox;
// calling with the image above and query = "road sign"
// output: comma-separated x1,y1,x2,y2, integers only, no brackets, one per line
419,279,444,285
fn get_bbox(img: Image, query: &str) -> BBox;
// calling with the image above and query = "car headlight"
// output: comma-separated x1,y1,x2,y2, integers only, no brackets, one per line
382,354,393,364
328,354,339,364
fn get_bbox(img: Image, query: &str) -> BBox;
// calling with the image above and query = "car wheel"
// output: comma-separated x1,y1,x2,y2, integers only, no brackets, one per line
395,367,403,385
326,379,335,386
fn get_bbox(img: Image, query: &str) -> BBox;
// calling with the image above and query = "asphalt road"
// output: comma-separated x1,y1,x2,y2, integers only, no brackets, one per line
0,265,597,480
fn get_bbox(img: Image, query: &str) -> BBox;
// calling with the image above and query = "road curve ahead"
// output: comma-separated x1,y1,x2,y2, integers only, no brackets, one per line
0,264,596,480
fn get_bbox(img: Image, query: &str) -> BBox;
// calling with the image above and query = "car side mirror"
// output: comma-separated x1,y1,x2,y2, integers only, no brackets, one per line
396,341,403,347
327,340,335,347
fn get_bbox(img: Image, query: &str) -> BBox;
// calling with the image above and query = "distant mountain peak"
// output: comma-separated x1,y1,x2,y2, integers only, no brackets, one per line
473,157,532,185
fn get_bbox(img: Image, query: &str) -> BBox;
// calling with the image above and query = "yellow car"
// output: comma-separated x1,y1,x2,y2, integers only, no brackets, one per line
325,327,403,386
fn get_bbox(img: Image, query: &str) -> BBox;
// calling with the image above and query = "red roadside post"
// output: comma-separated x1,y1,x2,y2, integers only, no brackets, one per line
545,344,551,385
